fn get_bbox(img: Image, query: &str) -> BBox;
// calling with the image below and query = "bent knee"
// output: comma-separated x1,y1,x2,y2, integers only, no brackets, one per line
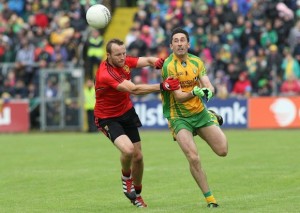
133,152,144,163
213,138,228,157
216,143,228,157
217,149,228,157
123,146,135,158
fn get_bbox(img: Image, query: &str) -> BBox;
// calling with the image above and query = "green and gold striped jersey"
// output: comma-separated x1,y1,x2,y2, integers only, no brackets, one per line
161,53,207,118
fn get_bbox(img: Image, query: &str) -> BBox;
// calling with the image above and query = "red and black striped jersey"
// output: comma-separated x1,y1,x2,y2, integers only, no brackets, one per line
94,56,138,118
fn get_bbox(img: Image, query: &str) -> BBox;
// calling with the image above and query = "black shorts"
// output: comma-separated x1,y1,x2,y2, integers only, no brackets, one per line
94,107,142,143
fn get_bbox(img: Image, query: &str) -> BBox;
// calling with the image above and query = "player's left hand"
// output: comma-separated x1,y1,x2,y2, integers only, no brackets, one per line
192,86,214,102
154,58,165,69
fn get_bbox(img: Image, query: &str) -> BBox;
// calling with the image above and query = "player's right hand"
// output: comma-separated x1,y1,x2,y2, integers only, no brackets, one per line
154,58,165,69
160,77,180,91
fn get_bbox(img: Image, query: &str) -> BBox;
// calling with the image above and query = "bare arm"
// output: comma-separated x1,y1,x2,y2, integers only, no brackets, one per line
173,75,215,103
136,57,159,68
199,75,215,94
173,89,194,103
116,79,160,95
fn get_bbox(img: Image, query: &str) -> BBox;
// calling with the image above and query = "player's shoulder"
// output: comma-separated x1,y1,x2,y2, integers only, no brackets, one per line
187,53,202,62
98,61,115,78
164,54,175,66
187,53,205,65
125,55,138,62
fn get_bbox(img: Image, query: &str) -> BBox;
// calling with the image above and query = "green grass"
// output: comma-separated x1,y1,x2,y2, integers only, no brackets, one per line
0,130,299,212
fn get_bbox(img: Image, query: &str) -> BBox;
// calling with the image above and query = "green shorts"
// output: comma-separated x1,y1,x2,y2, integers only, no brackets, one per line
168,109,219,138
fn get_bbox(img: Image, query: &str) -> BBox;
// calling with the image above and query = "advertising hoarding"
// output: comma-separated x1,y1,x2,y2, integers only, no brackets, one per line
0,100,30,133
248,97,300,129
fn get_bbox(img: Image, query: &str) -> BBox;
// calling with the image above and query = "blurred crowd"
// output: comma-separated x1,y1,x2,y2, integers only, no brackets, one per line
0,0,105,101
126,0,300,99
1,0,300,104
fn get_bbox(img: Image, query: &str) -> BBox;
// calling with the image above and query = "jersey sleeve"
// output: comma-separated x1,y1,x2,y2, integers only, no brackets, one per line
199,60,207,77
161,56,176,80
106,74,124,89
125,56,138,68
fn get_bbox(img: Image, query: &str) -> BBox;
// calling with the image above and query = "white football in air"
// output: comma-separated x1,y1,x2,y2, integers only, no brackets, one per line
86,4,111,29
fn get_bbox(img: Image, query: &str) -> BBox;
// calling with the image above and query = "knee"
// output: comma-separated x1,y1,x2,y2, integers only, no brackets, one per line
123,146,135,158
217,149,228,157
132,152,144,165
216,143,228,157
187,154,200,166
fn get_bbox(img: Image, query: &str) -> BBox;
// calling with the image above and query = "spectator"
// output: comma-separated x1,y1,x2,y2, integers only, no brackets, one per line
149,17,166,50
14,79,28,99
288,20,300,52
139,25,152,48
133,9,150,27
68,1,86,32
245,49,258,89
280,74,300,96
235,0,251,16
190,27,206,54
220,22,233,43
207,34,221,58
233,15,246,40
240,20,258,49
15,37,35,84
226,62,240,91
83,29,104,79
125,27,139,48
231,71,252,98
2,1,14,21
242,37,259,59
8,0,25,16
84,78,97,132
206,16,223,38
45,78,58,98
214,70,230,99
273,17,290,50
293,36,300,64
226,33,241,57
281,47,300,80
128,30,148,56
257,78,272,96
260,21,278,48
51,44,68,63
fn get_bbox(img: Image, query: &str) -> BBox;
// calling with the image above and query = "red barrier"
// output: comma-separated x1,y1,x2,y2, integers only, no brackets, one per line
249,97,300,129
0,100,30,133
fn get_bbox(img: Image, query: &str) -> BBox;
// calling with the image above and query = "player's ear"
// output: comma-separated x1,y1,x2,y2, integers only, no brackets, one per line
187,42,191,48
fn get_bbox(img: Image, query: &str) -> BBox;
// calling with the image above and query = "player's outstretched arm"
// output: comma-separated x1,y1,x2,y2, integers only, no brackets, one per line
117,78,180,95
136,57,164,69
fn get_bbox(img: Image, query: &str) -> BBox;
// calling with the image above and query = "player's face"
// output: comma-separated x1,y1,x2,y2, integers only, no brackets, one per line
170,33,190,58
108,44,126,67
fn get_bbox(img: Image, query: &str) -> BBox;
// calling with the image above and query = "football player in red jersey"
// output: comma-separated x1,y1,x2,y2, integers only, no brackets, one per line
94,38,179,208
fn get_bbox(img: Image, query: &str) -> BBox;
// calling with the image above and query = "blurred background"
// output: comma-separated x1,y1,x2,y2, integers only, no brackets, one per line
0,0,300,133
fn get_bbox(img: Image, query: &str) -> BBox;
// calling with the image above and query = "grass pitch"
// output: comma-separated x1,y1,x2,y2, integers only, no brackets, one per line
0,130,299,213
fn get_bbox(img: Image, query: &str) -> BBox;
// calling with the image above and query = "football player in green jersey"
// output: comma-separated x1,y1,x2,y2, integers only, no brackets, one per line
161,27,228,208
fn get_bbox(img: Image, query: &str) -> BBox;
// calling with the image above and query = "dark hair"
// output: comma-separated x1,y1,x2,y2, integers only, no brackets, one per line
170,27,189,44
106,38,124,53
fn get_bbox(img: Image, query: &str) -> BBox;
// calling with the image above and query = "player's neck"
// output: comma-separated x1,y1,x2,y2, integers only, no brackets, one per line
107,59,116,68
174,53,187,62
